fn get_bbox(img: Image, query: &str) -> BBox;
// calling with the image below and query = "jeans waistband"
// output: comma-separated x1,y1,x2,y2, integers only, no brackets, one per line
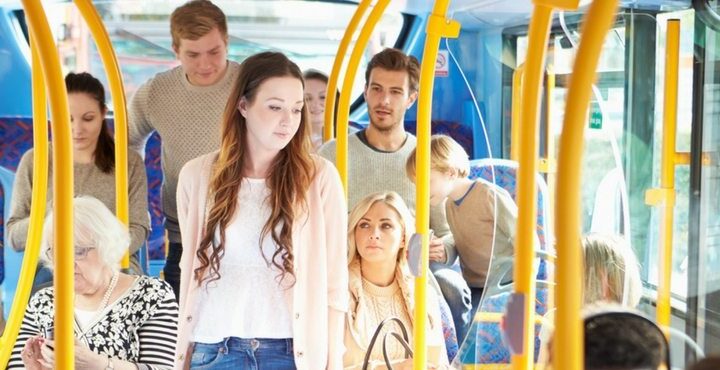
196,337,293,353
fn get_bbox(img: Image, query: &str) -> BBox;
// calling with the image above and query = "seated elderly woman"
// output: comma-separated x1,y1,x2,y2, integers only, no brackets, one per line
344,191,448,369
8,196,178,370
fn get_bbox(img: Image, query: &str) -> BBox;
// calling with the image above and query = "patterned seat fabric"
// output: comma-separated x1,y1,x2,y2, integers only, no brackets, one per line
453,159,553,365
0,116,36,288
438,292,459,361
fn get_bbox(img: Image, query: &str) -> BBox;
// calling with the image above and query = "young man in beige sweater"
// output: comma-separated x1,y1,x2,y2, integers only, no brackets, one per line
128,0,240,299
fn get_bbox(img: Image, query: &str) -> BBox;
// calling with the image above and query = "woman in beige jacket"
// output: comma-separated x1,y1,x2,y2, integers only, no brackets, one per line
175,51,348,370
344,191,448,369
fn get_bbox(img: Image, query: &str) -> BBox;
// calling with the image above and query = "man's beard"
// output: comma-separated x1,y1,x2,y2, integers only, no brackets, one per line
370,113,401,133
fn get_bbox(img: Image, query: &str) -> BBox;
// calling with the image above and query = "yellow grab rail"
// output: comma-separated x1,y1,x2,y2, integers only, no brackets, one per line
645,19,680,335
0,33,49,368
414,2,459,369
21,1,76,367
325,0,372,142
554,1,619,369
510,65,523,162
512,0,569,367
336,0,391,197
542,66,557,178
544,65,556,317
73,0,131,269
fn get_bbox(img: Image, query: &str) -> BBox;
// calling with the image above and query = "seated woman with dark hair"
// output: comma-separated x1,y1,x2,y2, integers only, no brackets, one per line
344,191,448,369
8,196,178,370
304,69,361,151
7,72,150,278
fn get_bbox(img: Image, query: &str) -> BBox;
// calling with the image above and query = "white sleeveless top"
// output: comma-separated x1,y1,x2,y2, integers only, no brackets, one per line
191,178,293,343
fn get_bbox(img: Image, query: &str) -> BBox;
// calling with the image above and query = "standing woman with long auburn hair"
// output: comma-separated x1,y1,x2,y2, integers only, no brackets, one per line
175,51,349,370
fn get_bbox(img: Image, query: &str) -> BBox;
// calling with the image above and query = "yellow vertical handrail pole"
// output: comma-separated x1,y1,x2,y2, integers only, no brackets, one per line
512,2,561,368
511,65,524,161
336,0,391,197
554,1,619,369
73,0,131,269
545,66,556,313
0,33,49,368
325,0,372,142
414,3,459,369
656,19,680,334
21,0,75,368
544,66,556,205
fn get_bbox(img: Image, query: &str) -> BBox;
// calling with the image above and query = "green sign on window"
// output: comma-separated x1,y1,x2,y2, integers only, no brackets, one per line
589,104,603,130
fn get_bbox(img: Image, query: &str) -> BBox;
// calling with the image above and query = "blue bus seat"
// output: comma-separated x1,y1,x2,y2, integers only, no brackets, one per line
437,288,459,361
403,120,474,158
1,166,19,318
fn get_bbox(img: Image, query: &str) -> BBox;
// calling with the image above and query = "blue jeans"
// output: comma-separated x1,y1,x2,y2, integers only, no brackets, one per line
190,337,295,369
431,263,483,345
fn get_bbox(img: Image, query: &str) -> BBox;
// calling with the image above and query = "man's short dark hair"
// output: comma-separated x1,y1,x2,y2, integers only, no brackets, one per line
364,48,420,92
584,310,668,370
688,357,720,370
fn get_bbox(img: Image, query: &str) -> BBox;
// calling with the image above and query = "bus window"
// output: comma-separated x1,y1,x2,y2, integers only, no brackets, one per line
38,0,407,112
645,10,695,299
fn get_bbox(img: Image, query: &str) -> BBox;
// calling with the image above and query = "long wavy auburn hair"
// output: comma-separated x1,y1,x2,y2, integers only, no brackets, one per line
194,51,315,286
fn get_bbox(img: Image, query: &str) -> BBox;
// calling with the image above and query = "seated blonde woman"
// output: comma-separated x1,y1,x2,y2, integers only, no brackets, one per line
8,196,178,370
344,191,448,370
582,233,642,307
539,233,643,367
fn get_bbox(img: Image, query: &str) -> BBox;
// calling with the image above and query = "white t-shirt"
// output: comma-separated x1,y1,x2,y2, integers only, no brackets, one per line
191,178,293,343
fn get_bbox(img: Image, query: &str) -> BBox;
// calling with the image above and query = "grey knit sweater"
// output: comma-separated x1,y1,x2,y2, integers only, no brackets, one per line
128,61,240,243
7,149,150,270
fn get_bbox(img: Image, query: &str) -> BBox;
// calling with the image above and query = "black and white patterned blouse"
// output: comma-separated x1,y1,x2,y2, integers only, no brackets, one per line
8,275,178,370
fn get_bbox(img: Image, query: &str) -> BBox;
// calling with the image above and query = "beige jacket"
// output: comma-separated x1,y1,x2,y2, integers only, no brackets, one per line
175,151,349,369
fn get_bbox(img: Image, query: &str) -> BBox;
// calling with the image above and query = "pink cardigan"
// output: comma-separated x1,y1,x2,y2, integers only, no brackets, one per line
175,151,349,369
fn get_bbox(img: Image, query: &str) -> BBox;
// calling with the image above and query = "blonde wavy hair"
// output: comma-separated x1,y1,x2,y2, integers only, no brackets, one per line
347,191,415,267
582,233,642,307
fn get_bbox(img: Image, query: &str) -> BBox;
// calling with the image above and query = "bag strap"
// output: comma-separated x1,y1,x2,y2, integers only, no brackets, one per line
362,317,412,370
382,331,413,368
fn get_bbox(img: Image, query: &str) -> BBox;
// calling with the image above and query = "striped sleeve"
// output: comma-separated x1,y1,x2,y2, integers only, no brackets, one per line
7,291,46,369
135,281,179,370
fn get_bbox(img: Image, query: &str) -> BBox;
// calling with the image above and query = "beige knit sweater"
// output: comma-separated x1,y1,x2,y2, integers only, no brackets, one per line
128,61,240,243
318,131,452,240
343,260,448,369
7,148,149,271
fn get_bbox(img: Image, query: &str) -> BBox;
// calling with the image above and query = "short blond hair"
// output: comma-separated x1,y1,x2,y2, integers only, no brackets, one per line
582,233,642,307
170,0,227,50
347,191,414,266
406,134,470,180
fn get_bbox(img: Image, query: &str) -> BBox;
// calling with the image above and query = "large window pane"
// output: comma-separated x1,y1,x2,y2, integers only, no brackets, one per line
40,1,406,111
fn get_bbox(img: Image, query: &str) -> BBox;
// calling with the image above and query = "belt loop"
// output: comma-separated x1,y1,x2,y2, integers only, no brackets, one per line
221,337,231,353
286,338,293,354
